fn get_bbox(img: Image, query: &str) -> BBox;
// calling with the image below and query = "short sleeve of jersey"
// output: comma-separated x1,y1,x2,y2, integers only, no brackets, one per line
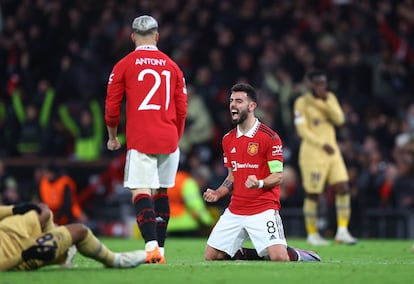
266,132,283,173
222,132,232,169
105,59,126,127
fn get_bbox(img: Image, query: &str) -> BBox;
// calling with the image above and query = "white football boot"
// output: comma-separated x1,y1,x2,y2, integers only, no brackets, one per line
335,229,357,245
112,250,147,268
307,233,330,246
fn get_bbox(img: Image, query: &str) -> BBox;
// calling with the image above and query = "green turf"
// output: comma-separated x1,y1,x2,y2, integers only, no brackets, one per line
1,238,413,284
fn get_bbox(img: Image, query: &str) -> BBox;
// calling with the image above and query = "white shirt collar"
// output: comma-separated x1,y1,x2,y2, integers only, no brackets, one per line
135,45,158,51
236,118,260,138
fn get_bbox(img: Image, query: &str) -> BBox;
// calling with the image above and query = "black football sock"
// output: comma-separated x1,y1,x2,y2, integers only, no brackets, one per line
153,193,170,248
133,194,157,243
231,248,265,260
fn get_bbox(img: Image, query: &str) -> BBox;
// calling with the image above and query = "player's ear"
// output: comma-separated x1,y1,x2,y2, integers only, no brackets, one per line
155,32,160,43
249,101,257,112
131,33,135,43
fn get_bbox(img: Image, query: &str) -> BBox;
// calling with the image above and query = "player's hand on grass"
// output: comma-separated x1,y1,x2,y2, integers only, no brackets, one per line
22,245,56,262
13,203,42,215
322,144,335,155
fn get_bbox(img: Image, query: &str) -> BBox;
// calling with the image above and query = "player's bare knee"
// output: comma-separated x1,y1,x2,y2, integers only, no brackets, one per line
204,250,215,261
332,182,349,195
205,246,225,260
66,223,88,243
306,193,319,201
204,254,214,261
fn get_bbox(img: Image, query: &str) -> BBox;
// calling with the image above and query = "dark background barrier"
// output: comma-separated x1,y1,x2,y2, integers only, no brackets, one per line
3,157,413,239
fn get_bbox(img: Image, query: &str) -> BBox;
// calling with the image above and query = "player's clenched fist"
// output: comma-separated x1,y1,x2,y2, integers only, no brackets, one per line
203,189,219,203
245,175,260,189
107,137,121,151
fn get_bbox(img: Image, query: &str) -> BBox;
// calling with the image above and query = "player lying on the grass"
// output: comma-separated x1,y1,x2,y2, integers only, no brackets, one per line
203,83,320,262
0,202,147,271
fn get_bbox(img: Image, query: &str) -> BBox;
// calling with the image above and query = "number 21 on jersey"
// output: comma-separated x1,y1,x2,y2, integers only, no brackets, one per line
137,68,171,111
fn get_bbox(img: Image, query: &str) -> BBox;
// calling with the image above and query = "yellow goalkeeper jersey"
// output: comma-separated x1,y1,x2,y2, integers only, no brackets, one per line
293,91,344,157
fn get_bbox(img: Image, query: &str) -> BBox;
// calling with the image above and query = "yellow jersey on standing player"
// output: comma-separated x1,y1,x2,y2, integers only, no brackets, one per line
293,91,344,159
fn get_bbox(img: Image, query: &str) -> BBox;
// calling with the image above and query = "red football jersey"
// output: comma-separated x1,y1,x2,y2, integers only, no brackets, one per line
223,120,283,215
105,45,187,154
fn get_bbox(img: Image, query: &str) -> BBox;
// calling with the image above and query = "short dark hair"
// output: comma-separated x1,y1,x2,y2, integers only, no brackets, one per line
306,69,327,82
230,83,257,102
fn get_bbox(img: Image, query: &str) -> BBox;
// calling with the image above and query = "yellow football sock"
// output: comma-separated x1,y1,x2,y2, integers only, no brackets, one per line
336,194,351,229
303,198,318,235
76,228,115,267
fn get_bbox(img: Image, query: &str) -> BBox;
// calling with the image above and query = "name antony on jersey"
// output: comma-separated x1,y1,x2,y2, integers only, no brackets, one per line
135,58,166,66
108,58,168,83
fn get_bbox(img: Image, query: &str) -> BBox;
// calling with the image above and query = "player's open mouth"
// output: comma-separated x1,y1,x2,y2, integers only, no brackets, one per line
231,109,239,117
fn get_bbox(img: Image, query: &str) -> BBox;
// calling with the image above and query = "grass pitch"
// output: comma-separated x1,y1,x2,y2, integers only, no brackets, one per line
1,238,413,284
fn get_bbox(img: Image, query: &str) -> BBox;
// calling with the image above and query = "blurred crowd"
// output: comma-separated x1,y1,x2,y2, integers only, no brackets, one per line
0,0,413,234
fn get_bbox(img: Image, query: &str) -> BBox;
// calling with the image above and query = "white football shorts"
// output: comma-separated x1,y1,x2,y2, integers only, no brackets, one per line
123,148,180,189
207,208,287,257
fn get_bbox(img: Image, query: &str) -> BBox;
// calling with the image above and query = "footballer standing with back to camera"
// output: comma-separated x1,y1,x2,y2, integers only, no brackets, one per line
105,15,187,264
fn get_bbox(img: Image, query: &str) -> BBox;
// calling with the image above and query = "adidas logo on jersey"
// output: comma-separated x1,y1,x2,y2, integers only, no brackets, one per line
269,235,276,240
230,147,236,153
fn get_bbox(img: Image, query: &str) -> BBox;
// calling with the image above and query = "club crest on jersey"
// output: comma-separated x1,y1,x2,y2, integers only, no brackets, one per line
247,142,259,156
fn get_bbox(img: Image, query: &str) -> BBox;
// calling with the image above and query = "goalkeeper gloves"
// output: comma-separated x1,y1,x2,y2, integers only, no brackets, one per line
22,245,56,262
12,203,42,215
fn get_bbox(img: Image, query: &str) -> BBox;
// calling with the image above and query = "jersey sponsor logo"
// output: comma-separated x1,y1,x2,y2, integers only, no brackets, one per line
272,145,283,156
230,161,259,171
230,147,236,153
247,142,259,156
135,58,167,66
